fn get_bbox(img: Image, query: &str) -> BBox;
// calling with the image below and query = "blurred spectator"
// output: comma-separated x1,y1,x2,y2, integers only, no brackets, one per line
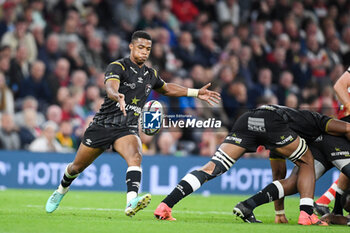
267,47,289,83
14,96,45,127
1,17,37,63
199,130,216,156
101,34,125,66
285,93,299,109
136,2,159,30
216,0,240,26
248,68,276,107
0,1,16,39
62,35,87,74
18,108,40,149
0,113,20,150
275,71,299,105
60,96,83,127
50,0,79,30
217,22,235,50
38,33,62,74
29,121,65,152
85,0,113,31
238,45,255,89
19,60,51,108
171,0,199,24
8,44,30,97
84,85,102,115
157,131,177,155
173,31,198,70
195,24,220,67
291,50,312,89
56,120,77,152
46,104,63,125
221,81,249,123
306,34,330,80
47,58,70,104
0,72,14,114
114,0,140,38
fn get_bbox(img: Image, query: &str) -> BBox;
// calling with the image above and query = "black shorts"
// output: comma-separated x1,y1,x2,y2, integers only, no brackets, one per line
82,123,139,150
224,109,298,152
310,134,350,171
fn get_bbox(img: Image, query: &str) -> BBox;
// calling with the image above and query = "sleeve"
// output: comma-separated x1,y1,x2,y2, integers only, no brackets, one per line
152,68,165,89
104,61,125,83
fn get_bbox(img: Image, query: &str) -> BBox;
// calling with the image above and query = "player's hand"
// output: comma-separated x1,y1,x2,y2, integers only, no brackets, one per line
198,83,221,106
118,93,126,116
275,214,288,224
320,213,332,224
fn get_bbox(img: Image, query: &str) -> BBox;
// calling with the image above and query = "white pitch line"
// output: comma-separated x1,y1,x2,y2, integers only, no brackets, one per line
27,205,233,216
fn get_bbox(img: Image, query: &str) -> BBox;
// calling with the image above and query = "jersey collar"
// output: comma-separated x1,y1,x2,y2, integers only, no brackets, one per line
126,57,145,73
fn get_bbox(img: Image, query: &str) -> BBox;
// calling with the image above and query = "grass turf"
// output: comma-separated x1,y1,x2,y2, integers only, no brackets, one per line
0,189,348,233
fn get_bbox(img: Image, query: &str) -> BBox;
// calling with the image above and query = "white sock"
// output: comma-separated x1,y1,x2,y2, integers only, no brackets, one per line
127,191,137,204
300,198,314,206
57,184,69,194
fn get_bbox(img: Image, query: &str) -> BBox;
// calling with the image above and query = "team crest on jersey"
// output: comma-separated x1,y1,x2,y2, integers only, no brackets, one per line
145,84,152,95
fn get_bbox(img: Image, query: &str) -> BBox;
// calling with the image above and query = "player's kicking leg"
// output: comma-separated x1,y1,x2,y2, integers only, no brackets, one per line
154,143,245,220
46,144,104,213
113,134,151,217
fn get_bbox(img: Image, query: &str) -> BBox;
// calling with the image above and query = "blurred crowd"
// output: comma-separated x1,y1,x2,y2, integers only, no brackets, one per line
0,0,349,157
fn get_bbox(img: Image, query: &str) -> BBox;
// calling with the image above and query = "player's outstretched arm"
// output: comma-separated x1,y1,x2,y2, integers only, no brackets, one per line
156,82,221,106
105,79,126,116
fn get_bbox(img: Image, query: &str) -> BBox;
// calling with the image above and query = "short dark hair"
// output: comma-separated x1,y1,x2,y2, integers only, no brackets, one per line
131,31,152,42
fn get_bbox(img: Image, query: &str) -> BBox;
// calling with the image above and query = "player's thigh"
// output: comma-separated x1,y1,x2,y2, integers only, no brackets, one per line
72,143,104,171
274,136,313,164
113,134,142,164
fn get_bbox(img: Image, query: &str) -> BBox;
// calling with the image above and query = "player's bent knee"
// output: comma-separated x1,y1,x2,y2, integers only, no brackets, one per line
206,148,236,179
288,138,308,163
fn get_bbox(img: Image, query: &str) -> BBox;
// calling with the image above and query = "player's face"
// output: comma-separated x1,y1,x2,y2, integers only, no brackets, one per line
130,38,152,66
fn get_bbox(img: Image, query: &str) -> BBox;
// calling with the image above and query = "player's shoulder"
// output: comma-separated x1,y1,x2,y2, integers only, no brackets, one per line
144,65,159,78
108,57,128,71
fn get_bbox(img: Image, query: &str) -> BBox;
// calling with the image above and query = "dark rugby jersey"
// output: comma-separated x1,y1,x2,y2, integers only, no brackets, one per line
93,57,165,128
258,104,332,142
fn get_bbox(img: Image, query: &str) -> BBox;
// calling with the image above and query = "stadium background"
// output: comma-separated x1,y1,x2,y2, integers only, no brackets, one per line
0,0,347,194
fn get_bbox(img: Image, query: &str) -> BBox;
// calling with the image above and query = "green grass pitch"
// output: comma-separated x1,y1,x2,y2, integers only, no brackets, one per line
0,189,348,233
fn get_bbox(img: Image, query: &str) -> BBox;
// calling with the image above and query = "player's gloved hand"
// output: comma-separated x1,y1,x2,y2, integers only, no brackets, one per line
275,214,288,224
118,93,126,116
197,83,221,106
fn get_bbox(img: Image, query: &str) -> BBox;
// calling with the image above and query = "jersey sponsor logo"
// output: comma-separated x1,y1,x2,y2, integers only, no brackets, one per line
123,82,136,89
225,133,242,144
137,77,143,83
131,96,140,105
130,67,138,74
247,117,266,132
331,148,350,157
85,138,92,145
314,135,323,142
276,135,294,145
145,84,152,95
116,102,142,114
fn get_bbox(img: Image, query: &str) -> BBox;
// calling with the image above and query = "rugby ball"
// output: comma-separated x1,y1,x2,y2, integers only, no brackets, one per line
141,100,163,135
